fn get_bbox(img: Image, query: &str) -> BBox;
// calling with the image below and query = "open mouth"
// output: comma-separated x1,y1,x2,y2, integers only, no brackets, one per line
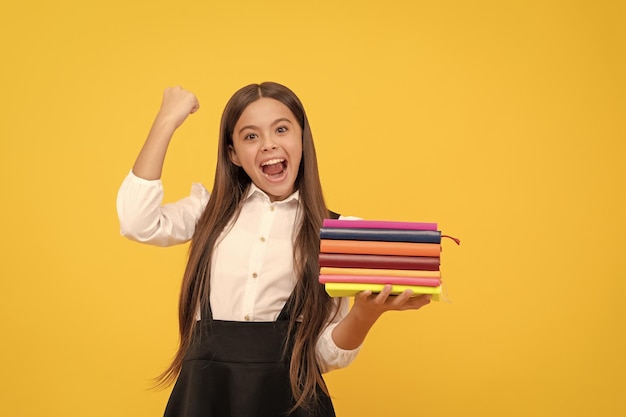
261,158,287,178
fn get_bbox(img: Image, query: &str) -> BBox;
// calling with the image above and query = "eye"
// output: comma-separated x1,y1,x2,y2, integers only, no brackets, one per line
276,126,288,134
244,133,258,140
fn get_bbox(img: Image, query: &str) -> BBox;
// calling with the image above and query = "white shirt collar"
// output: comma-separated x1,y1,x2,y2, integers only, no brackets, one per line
245,182,300,204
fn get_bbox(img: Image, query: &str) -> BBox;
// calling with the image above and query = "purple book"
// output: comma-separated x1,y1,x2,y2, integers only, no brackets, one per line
323,219,438,231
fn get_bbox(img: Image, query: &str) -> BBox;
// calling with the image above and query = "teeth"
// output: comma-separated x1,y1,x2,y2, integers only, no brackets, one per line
261,158,285,166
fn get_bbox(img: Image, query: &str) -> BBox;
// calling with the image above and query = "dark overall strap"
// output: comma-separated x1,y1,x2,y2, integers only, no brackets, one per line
277,290,297,321
280,208,340,320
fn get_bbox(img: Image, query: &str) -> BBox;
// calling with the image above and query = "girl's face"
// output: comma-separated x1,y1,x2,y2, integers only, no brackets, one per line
229,97,303,202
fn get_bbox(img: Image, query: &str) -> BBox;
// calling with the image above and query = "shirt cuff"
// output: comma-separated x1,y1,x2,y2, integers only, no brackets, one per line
317,322,361,373
127,170,163,185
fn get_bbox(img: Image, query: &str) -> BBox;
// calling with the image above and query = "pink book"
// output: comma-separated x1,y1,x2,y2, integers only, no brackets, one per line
319,274,441,287
322,219,438,231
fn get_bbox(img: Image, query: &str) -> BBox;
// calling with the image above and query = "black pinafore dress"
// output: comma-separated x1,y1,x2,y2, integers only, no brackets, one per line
163,294,336,417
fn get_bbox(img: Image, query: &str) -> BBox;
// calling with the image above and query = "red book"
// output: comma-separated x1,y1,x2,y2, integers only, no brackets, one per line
318,253,440,271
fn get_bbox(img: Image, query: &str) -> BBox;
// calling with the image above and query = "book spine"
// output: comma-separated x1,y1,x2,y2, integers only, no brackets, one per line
322,219,438,231
318,253,440,271
320,267,441,279
320,275,441,287
320,240,441,257
324,282,443,297
320,227,441,243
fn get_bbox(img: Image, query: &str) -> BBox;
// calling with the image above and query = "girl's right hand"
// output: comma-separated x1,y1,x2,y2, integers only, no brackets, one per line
156,86,200,129
130,87,200,180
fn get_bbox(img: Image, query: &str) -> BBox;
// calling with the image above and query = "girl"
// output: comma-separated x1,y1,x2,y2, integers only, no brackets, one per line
117,82,431,417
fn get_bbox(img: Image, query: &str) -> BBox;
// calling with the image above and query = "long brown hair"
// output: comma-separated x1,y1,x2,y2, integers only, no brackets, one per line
157,82,338,410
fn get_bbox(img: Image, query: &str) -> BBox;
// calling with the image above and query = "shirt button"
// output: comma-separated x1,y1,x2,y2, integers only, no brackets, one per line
260,237,266,242
244,314,250,321
270,206,275,212
252,272,258,279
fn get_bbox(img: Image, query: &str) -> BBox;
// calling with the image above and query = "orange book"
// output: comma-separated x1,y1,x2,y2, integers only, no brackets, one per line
320,239,441,257
320,267,441,279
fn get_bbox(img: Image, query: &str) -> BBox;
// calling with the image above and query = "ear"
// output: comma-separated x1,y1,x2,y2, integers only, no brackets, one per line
228,145,242,167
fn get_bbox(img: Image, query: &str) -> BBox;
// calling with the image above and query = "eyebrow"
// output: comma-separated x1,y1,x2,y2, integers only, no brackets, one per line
237,117,293,135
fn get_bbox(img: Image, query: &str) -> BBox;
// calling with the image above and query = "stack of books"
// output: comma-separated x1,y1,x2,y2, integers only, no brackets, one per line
319,219,455,301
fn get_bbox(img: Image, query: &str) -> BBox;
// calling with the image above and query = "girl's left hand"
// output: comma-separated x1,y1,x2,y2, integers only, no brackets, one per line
352,284,431,320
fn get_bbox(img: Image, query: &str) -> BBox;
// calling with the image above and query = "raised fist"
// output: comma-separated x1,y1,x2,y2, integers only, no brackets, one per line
157,86,200,129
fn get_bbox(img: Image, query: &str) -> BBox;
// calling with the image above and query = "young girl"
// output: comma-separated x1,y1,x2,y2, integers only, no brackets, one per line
117,82,432,417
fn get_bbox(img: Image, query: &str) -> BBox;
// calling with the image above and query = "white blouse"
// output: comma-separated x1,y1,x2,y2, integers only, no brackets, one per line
116,171,360,372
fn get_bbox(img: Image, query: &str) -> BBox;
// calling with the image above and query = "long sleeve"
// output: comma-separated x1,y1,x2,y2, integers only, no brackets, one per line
116,171,210,246
316,297,361,373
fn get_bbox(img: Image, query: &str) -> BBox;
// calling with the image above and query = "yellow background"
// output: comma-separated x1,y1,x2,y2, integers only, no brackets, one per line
1,1,625,416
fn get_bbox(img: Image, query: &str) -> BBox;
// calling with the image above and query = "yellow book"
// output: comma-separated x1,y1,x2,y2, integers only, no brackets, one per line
324,282,442,301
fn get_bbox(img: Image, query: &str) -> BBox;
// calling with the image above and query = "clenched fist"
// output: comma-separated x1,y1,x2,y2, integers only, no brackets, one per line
156,86,200,129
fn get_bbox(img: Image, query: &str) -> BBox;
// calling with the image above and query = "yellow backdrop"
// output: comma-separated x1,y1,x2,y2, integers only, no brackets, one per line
1,1,624,416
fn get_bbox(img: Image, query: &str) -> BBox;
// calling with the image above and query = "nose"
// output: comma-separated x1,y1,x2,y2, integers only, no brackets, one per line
261,135,278,151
